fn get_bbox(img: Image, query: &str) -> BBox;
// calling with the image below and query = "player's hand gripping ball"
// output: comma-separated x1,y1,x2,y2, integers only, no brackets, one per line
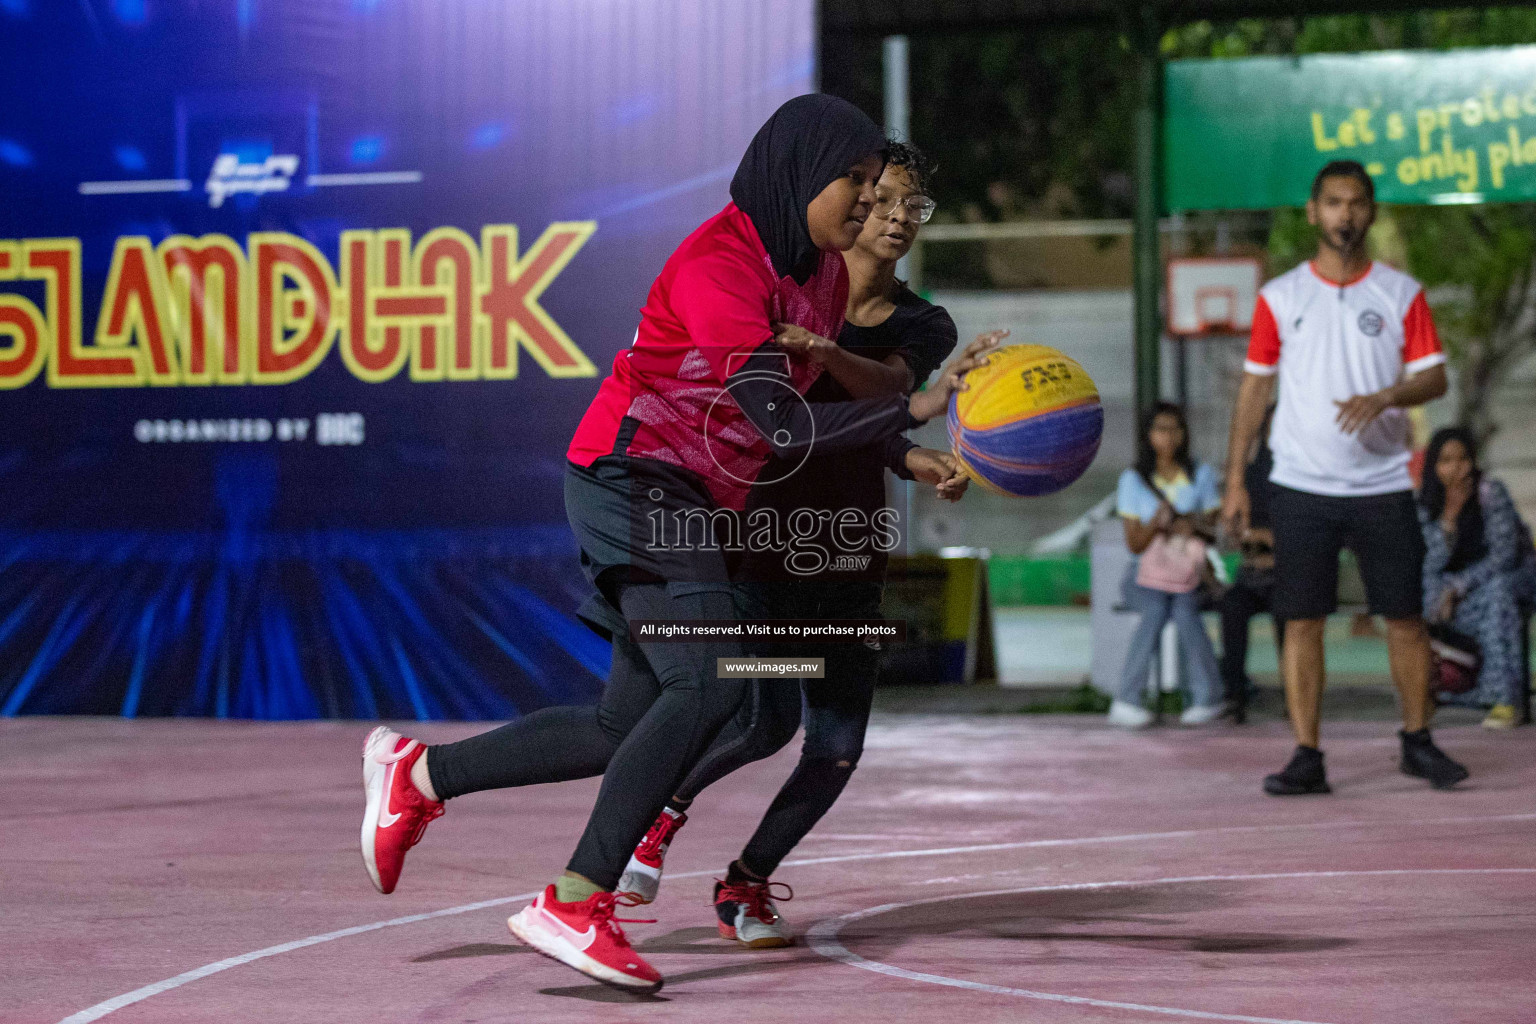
946,344,1102,497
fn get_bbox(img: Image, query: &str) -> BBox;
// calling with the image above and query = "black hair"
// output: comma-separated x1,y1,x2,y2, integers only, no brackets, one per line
1311,160,1375,203
1419,426,1486,572
883,139,935,195
1135,400,1194,484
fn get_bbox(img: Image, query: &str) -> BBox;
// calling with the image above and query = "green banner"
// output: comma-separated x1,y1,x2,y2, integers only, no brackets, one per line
1165,45,1536,210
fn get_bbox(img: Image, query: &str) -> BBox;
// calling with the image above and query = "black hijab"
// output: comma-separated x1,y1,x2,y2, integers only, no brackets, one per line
730,94,886,284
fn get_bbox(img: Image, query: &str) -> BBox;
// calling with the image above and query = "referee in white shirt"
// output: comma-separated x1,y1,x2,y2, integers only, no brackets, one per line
1223,160,1468,795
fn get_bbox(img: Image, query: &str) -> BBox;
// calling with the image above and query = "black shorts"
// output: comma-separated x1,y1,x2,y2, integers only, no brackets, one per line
1270,485,1425,621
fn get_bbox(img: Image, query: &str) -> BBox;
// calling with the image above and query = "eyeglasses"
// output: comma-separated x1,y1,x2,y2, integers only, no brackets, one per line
871,194,936,224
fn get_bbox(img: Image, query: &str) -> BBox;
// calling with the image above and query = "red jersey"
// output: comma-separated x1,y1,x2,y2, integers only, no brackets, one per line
567,203,847,511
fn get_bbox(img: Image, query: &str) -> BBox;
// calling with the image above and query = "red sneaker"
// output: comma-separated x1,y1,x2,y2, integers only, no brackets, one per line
508,886,663,993
714,878,794,948
360,726,443,894
616,807,687,905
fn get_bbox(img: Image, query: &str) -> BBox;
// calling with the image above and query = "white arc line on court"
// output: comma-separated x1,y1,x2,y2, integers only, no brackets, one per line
52,893,542,1024
54,861,730,1024
753,810,1536,869
805,868,1536,1024
51,814,1536,1023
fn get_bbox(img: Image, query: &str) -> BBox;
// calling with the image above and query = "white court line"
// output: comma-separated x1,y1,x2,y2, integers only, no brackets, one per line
805,868,1536,1024
772,810,1536,869
54,894,538,1024
307,171,423,186
77,179,191,195
51,813,1536,1023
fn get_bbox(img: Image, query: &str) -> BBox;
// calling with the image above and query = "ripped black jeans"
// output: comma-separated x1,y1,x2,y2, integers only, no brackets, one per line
672,580,883,877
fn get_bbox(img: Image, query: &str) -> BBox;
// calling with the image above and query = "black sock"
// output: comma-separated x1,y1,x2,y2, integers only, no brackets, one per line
726,859,765,885
668,796,693,813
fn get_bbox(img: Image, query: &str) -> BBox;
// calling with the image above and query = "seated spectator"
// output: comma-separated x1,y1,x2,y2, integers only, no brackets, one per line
1109,402,1225,729
1218,406,1285,723
1418,426,1536,728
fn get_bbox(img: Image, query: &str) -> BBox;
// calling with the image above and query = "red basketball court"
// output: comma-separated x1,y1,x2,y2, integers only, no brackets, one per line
8,709,1534,1024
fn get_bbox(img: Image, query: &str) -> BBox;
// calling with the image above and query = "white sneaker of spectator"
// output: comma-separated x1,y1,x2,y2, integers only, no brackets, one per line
1107,700,1154,729
1179,702,1225,726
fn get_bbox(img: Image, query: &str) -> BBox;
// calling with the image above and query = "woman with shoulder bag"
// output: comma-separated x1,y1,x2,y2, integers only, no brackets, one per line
1108,402,1225,729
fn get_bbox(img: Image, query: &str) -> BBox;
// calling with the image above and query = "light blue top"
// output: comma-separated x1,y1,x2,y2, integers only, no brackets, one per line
1116,464,1221,522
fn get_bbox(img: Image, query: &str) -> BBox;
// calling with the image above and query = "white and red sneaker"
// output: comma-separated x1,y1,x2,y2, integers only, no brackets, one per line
714,878,794,948
508,885,663,993
615,807,687,905
359,726,443,894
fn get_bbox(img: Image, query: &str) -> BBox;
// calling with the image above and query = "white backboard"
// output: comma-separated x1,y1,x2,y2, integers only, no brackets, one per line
1167,258,1263,336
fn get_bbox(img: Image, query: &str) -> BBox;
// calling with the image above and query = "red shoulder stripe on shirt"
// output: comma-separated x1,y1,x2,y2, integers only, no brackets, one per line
1402,290,1443,366
1245,294,1281,369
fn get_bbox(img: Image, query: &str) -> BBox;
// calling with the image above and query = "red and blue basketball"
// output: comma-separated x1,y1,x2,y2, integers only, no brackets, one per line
947,344,1102,497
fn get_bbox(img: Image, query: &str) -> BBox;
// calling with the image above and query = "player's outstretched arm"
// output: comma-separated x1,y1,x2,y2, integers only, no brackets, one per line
908,330,1007,422
728,346,911,458
772,322,912,398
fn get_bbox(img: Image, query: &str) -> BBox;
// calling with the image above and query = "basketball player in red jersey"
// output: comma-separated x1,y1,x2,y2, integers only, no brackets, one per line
357,95,975,993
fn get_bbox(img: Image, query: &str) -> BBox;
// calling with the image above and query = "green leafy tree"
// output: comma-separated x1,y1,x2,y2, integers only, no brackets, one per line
822,30,1137,220
1167,10,1536,440
824,11,1536,433
1395,204,1536,440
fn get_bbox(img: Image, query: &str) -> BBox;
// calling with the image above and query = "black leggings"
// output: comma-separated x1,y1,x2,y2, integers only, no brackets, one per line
427,581,756,889
672,580,882,877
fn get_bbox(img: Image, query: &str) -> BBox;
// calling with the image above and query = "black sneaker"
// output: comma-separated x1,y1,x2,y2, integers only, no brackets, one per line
1399,729,1469,789
1263,746,1331,795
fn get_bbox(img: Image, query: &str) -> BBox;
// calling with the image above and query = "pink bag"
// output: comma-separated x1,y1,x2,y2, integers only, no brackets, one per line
1136,534,1207,594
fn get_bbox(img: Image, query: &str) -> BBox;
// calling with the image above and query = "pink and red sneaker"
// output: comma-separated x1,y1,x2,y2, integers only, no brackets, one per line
616,807,687,905
508,885,663,993
359,726,444,894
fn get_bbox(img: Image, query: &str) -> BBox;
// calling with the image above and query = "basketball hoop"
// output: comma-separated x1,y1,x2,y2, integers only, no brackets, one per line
1167,258,1262,336
1192,286,1239,333
1165,257,1263,408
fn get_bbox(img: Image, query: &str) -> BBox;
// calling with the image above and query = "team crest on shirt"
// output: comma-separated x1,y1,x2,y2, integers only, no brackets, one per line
1357,310,1385,336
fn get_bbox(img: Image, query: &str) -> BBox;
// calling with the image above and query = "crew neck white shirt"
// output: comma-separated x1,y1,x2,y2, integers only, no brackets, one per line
1245,261,1444,497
